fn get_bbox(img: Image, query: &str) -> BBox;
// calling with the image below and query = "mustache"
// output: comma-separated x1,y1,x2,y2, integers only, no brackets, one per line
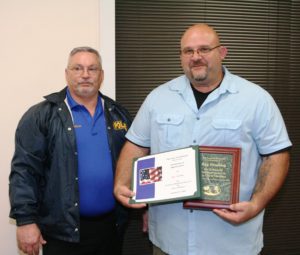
191,60,206,66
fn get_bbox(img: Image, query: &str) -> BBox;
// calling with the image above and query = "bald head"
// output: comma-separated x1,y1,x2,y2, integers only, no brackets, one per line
181,24,220,49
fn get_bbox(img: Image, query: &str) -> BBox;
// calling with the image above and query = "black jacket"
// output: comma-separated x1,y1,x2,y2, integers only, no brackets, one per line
9,87,132,242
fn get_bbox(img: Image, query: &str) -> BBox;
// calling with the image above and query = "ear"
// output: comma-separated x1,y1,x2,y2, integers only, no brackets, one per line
99,69,104,83
219,46,228,60
65,68,68,80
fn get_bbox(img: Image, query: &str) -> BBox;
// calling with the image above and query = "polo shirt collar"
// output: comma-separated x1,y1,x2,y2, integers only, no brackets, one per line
66,88,79,109
66,88,103,114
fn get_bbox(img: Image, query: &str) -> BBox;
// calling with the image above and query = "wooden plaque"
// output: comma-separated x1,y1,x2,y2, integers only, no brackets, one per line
183,146,241,209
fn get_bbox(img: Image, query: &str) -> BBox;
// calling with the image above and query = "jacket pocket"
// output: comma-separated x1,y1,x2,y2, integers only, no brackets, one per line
155,114,184,148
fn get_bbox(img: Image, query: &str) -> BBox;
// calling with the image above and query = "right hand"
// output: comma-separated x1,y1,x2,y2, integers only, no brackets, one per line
17,223,46,255
114,184,147,209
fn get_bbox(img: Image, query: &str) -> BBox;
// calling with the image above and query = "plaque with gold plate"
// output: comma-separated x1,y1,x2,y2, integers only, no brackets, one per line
183,146,241,209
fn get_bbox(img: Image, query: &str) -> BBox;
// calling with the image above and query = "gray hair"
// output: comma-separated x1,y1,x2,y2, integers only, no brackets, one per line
68,46,102,66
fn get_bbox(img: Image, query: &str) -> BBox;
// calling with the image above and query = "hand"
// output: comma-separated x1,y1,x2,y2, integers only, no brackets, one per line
114,184,147,209
213,201,260,225
17,223,46,255
142,210,148,233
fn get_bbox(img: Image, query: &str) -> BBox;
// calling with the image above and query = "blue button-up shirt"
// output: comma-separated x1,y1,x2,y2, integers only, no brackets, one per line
126,67,292,255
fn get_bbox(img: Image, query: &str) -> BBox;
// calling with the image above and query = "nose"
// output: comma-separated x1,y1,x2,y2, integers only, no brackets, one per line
81,68,90,77
191,51,203,59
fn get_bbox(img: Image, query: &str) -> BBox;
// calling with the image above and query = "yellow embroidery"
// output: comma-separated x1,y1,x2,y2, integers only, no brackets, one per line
113,121,127,131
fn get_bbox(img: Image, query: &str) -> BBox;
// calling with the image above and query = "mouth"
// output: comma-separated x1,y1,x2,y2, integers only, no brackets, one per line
79,82,93,86
190,60,206,68
191,65,206,71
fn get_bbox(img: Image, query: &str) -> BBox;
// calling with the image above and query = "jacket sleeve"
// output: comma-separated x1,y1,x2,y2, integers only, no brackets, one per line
9,104,48,226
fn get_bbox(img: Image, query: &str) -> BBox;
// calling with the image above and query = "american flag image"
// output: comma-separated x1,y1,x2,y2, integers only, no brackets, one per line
140,167,162,185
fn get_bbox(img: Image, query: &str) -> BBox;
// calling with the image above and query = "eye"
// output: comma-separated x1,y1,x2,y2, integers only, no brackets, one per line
73,66,82,71
88,67,98,72
88,67,100,75
199,47,211,54
183,49,194,56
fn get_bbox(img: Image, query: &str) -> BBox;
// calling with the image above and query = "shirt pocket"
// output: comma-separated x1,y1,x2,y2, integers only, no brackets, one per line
155,114,184,148
211,119,242,146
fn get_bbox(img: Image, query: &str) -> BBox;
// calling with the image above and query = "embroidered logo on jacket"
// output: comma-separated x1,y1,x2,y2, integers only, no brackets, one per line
113,121,128,131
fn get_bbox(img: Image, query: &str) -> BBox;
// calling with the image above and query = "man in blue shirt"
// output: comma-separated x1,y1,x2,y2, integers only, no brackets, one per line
9,47,131,255
114,24,291,255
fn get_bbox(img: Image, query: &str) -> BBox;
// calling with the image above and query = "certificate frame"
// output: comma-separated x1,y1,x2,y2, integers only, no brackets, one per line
129,146,201,204
183,146,241,209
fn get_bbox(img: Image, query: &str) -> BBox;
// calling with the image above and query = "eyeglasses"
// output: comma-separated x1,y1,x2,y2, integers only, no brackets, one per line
68,65,101,76
181,45,221,57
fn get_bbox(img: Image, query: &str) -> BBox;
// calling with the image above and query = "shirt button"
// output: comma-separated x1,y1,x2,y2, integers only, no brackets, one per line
107,126,111,130
75,177,78,181
58,108,62,111
74,203,78,207
196,117,200,120
74,152,78,155
167,118,171,122
68,127,72,131
74,228,78,232
193,140,197,143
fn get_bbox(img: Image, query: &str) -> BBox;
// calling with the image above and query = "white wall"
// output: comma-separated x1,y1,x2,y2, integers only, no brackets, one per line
0,0,114,253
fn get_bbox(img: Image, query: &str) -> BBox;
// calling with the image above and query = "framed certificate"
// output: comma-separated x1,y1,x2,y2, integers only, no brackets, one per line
130,146,201,204
183,146,241,209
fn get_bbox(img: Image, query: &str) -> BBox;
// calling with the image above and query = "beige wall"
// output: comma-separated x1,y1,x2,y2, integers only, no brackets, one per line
0,0,115,253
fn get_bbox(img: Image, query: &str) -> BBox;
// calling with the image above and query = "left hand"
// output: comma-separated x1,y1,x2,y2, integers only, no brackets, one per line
213,201,260,225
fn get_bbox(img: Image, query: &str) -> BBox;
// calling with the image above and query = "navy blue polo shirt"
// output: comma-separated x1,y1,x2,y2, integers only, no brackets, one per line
66,89,115,216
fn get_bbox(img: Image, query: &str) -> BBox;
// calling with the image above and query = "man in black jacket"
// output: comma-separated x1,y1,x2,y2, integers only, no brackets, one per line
9,47,131,255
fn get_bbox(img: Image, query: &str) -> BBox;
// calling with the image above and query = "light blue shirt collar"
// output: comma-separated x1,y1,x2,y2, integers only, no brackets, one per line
168,66,239,95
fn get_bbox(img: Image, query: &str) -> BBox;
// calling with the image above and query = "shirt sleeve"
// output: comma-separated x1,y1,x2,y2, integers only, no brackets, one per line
252,92,292,155
126,94,152,148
